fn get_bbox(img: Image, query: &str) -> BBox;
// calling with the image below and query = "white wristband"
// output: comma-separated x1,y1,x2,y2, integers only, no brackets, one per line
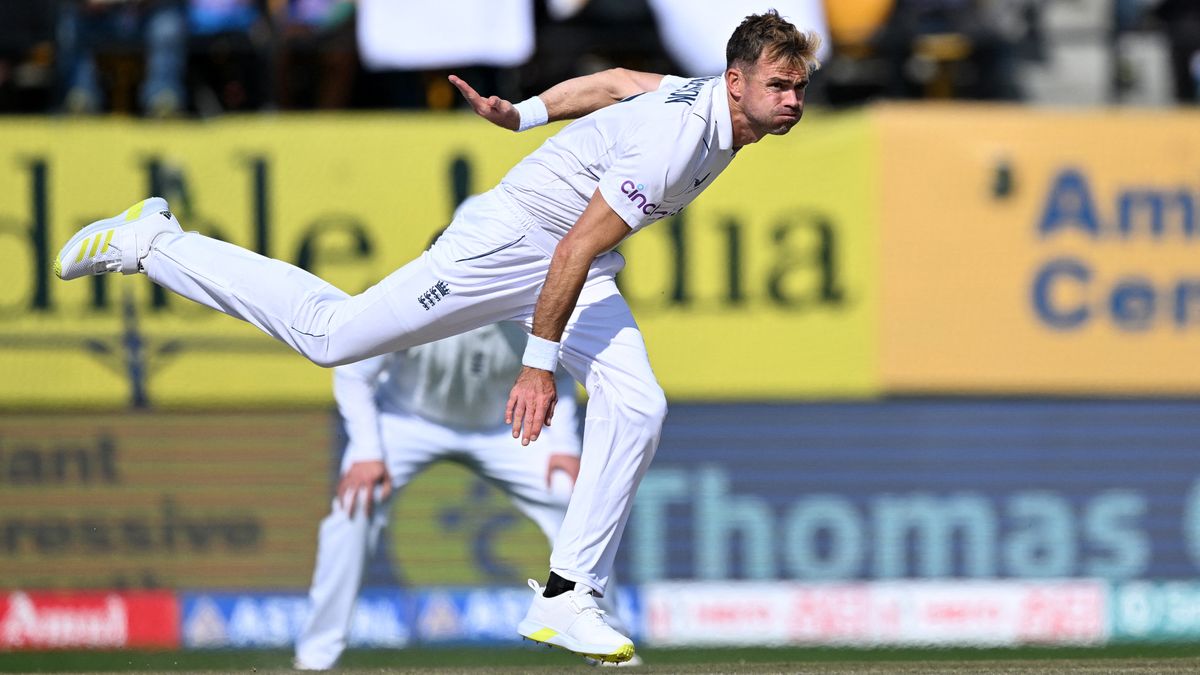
522,334,560,371
514,96,548,132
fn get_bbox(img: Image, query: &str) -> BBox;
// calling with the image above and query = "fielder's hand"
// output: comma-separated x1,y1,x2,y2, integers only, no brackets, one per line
546,453,580,488
449,75,519,131
507,366,557,446
337,460,392,519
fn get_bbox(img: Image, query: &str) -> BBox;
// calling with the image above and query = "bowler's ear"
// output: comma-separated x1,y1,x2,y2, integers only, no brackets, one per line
725,67,744,100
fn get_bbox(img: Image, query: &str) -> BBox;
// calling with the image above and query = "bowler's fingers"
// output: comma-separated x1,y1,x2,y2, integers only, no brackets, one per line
521,403,535,446
508,394,546,445
507,390,523,438
523,397,552,445
448,75,478,104
449,74,501,115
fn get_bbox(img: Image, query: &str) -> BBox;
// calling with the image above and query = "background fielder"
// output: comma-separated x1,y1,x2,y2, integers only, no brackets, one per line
294,321,633,670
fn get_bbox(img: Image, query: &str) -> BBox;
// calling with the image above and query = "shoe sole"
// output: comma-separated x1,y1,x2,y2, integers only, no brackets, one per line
518,620,635,664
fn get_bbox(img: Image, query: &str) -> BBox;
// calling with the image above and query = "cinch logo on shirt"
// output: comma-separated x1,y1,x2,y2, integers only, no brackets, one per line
620,180,684,220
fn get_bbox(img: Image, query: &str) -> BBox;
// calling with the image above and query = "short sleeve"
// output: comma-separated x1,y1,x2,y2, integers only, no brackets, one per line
596,119,687,231
657,75,691,91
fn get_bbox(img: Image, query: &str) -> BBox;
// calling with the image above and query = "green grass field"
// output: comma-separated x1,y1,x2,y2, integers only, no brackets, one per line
5,645,1200,674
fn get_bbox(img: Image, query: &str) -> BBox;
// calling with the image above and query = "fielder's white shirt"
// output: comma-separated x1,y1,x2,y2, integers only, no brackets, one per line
499,75,736,238
335,323,579,464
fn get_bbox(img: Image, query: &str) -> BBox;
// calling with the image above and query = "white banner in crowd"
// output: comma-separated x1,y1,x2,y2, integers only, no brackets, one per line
357,0,535,70
647,0,831,77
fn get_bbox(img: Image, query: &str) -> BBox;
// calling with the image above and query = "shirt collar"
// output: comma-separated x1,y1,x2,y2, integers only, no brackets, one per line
711,76,733,151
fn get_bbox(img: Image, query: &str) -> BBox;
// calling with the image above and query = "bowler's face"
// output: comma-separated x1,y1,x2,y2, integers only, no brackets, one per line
740,54,809,136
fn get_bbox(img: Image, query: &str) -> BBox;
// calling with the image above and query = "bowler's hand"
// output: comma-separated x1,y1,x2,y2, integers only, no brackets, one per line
337,460,392,519
448,75,520,131
507,366,557,446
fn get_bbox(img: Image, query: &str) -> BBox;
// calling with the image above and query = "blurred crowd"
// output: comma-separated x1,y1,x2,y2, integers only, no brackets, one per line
0,0,1196,117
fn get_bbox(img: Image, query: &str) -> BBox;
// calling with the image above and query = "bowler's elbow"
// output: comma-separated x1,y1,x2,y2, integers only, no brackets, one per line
553,234,603,269
607,67,660,100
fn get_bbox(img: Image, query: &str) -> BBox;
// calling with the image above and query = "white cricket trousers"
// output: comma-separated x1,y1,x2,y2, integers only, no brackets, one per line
143,187,666,593
295,409,607,669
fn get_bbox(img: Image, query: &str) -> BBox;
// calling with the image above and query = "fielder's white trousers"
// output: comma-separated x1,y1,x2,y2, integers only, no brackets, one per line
144,188,666,594
295,409,607,669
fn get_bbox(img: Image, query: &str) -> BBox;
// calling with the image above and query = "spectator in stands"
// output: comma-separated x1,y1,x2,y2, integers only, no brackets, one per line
56,0,188,116
188,0,261,35
869,0,1029,101
0,1,56,113
271,0,357,109
186,0,271,113
1155,0,1200,103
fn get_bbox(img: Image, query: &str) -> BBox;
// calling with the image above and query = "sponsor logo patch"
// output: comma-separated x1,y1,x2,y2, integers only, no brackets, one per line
620,180,684,220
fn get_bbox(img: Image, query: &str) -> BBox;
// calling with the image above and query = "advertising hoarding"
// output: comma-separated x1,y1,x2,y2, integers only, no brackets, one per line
0,412,329,590
878,105,1200,393
618,400,1200,583
0,112,877,407
0,590,178,649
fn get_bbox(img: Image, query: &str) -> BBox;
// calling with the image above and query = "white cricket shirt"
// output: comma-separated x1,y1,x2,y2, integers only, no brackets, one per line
334,323,578,463
499,75,736,238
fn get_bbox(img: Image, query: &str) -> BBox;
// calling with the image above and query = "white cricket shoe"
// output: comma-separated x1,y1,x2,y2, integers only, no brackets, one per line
518,579,635,664
54,197,181,280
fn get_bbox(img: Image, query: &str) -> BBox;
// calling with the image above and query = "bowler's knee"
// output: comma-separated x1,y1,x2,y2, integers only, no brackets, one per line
619,383,668,431
303,334,376,368
646,386,669,426
307,352,354,369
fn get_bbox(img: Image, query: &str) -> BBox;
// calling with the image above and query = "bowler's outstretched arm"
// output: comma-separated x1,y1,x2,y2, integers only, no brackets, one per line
449,68,666,131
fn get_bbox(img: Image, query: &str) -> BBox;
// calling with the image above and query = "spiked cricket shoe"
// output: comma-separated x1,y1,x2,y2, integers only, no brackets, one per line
585,653,645,667
55,197,181,280
518,579,635,664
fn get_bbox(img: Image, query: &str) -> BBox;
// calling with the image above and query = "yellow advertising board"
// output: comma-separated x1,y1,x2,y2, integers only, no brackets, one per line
0,412,330,589
0,411,568,589
878,105,1200,393
0,114,535,409
0,112,878,407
